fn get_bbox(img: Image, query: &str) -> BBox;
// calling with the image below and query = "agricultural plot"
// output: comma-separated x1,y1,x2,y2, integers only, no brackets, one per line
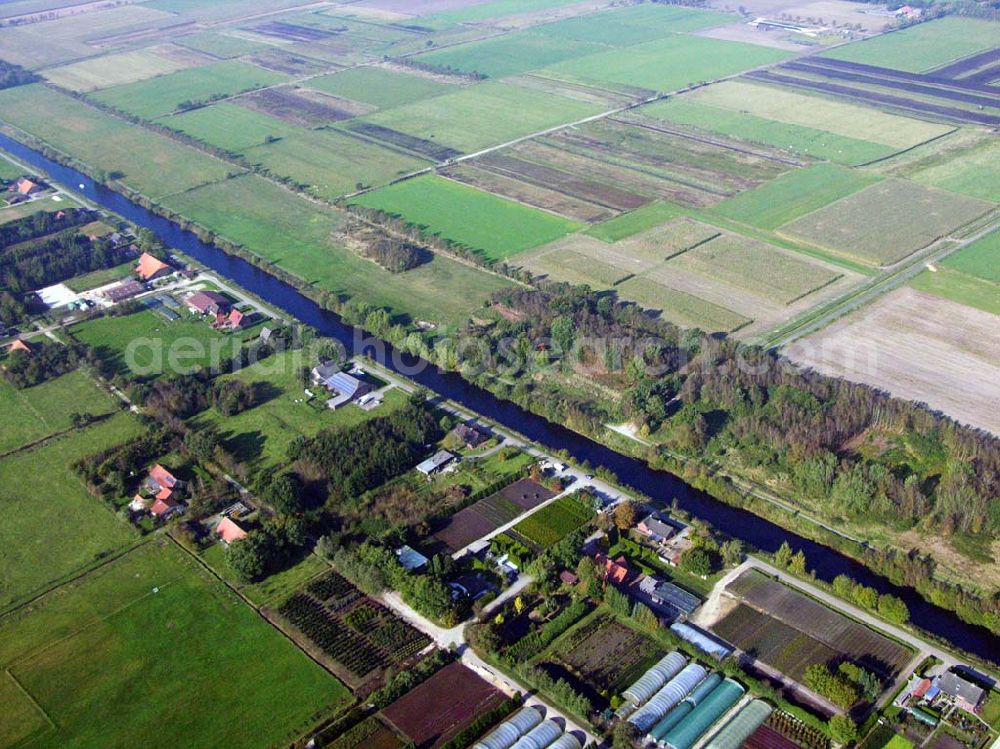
351,174,582,261
586,202,687,243
161,174,513,327
43,48,196,92
0,412,142,610
434,478,556,552
941,228,1000,282
244,48,332,76
307,66,457,110
381,661,506,749
90,61,289,120
711,165,882,229
0,369,119,455
175,30,273,58
911,265,1000,315
725,569,911,678
520,241,638,289
243,129,429,198
240,86,374,128
820,17,1000,73
540,34,790,95
911,138,1000,203
0,85,235,199
512,494,593,548
160,102,302,152
614,278,751,333
0,195,76,224
359,80,603,154
781,180,993,267
535,4,732,46
1,540,349,749
278,572,431,686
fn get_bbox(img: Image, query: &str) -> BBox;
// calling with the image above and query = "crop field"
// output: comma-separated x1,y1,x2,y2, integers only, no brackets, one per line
586,201,687,242
536,4,732,46
381,662,506,748
725,569,911,678
941,229,1000,282
540,34,790,94
522,246,634,288
43,48,196,92
434,479,555,552
614,277,751,333
512,494,593,548
90,60,289,120
239,85,374,127
0,85,235,199
413,30,605,78
161,175,512,327
351,174,582,261
161,101,302,152
711,165,882,229
0,369,119,455
328,716,404,749
307,66,457,109
175,30,273,58
713,603,841,683
0,412,142,611
820,17,1000,73
193,352,409,470
911,139,1000,203
359,80,603,154
910,267,1000,316
243,129,429,198
1,540,349,749
781,180,993,266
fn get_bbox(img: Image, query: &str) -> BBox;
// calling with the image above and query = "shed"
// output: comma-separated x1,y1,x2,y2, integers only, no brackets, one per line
104,280,145,302
648,580,700,617
660,678,745,749
910,707,940,726
629,663,707,732
703,699,773,749
396,545,429,571
216,517,248,545
473,706,543,749
510,719,562,749
417,450,456,476
186,290,229,315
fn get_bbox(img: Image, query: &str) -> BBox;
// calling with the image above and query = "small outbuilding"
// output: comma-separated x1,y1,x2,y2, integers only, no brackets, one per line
396,545,429,571
417,450,456,476
216,517,248,545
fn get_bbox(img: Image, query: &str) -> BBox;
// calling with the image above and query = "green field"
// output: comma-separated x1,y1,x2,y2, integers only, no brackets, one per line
941,229,1000,282
360,80,602,154
64,261,135,292
420,0,584,28
307,66,456,109
0,412,142,610
711,165,881,229
192,351,409,470
200,542,331,606
44,49,191,92
90,60,288,120
162,175,512,326
0,369,120,455
413,31,605,79
175,30,273,58
160,102,302,152
911,139,1000,202
0,155,24,180
585,202,687,242
352,174,581,261
243,129,429,198
642,98,895,165
782,179,993,266
542,35,790,94
0,540,350,749
614,277,749,332
821,17,1000,73
513,495,593,548
0,85,235,199
911,268,1000,316
0,195,77,224
536,4,732,45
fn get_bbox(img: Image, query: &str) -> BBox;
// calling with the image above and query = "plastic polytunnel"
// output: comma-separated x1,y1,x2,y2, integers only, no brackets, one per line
661,678,746,749
648,702,694,742
703,699,773,749
510,719,563,749
684,673,722,707
622,651,688,706
474,707,544,749
547,734,583,749
629,663,708,732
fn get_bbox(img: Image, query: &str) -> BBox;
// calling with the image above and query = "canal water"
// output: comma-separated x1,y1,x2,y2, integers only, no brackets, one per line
3,133,994,663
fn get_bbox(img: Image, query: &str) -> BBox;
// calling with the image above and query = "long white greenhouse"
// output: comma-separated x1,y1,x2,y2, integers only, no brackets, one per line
510,719,563,749
474,706,544,749
628,663,708,732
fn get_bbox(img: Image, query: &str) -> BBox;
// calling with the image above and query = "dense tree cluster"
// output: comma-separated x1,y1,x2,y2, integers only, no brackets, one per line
361,236,430,273
227,517,308,582
0,208,88,247
0,60,39,90
2,340,81,387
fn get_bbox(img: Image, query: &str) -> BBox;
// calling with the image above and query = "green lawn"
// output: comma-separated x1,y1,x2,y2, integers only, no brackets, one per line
941,229,1000,282
412,31,605,79
351,174,581,261
1,540,350,749
910,267,1000,315
0,155,25,180
0,369,120,455
90,60,288,120
585,202,687,243
360,80,603,154
542,35,790,93
307,66,457,110
712,164,881,229
820,17,1000,73
0,84,236,199
536,4,732,45
161,174,512,326
200,541,331,606
192,351,410,470
70,307,242,377
63,261,135,292
160,101,302,152
0,412,142,610
911,138,1000,203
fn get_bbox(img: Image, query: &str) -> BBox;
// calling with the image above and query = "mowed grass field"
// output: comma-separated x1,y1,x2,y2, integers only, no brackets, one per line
0,412,142,610
43,48,193,92
0,540,351,749
911,138,1000,203
782,179,994,266
352,174,582,261
412,31,605,78
175,30,272,58
712,164,881,229
910,267,1000,316
0,194,77,224
820,17,1000,72
160,101,302,152
359,81,603,154
162,175,512,326
0,85,235,199
942,228,1000,282
0,369,119,455
541,35,790,94
586,201,687,242
307,66,457,109
615,277,750,332
535,4,733,46
90,60,288,120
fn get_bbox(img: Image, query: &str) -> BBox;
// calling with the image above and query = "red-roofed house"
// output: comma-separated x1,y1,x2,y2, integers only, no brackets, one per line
150,494,182,519
186,290,229,316
216,517,248,545
129,494,151,512
147,464,179,492
13,177,41,196
596,553,631,586
7,339,32,355
135,252,172,281
212,308,245,330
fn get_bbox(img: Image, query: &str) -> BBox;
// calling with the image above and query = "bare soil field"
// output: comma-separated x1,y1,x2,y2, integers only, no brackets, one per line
245,49,333,76
784,287,1000,435
345,122,461,161
239,86,372,127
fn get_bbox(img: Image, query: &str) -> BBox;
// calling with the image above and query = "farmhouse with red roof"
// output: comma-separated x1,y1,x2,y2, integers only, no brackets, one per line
135,252,172,281
216,517,248,545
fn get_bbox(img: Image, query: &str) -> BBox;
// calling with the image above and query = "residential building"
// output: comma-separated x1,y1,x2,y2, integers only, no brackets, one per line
186,290,229,315
453,423,488,449
938,671,986,713
596,553,632,586
150,494,182,519
216,517,248,545
12,177,42,196
135,252,172,281
7,338,32,355
213,308,245,330
638,513,679,543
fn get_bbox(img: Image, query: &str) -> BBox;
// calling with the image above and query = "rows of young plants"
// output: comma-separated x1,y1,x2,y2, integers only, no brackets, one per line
308,570,355,603
767,709,832,749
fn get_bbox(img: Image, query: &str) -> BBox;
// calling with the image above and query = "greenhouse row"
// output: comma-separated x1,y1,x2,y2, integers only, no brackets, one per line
473,706,582,749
